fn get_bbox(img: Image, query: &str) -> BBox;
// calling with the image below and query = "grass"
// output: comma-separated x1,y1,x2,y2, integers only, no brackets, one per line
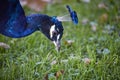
0,0,120,80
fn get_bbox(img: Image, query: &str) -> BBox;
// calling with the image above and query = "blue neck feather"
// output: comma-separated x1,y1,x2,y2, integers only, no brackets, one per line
0,14,54,38
0,0,54,38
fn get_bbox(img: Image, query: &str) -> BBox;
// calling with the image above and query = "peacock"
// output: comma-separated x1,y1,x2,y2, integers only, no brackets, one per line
0,0,78,51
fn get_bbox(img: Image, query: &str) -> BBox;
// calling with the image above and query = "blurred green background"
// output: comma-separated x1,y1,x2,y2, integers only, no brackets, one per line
0,0,120,80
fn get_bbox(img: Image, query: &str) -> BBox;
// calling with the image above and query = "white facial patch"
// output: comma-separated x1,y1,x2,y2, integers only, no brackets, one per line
50,25,56,38
57,34,60,40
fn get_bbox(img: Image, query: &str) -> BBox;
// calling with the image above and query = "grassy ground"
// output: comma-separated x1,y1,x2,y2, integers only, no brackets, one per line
0,0,120,80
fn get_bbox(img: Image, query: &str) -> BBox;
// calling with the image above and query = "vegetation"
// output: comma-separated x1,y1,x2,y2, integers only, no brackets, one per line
0,0,120,80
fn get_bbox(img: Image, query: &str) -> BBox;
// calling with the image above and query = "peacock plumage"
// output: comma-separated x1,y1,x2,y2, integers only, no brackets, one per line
0,0,78,51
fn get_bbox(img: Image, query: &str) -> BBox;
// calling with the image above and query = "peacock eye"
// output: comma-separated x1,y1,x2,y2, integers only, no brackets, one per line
52,31,58,36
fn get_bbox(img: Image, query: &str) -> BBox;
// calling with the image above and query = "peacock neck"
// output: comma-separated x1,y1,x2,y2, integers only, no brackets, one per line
0,0,51,38
0,14,53,38
0,15,38,38
0,0,38,38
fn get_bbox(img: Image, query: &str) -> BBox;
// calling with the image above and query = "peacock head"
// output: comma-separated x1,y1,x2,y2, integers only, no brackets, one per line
39,5,78,52
49,17,64,52
48,5,78,52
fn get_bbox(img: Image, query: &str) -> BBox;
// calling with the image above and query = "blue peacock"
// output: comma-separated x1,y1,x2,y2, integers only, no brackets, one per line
0,0,78,51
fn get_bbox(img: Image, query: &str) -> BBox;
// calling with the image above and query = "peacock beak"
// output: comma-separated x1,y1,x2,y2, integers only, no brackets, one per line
53,40,61,52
